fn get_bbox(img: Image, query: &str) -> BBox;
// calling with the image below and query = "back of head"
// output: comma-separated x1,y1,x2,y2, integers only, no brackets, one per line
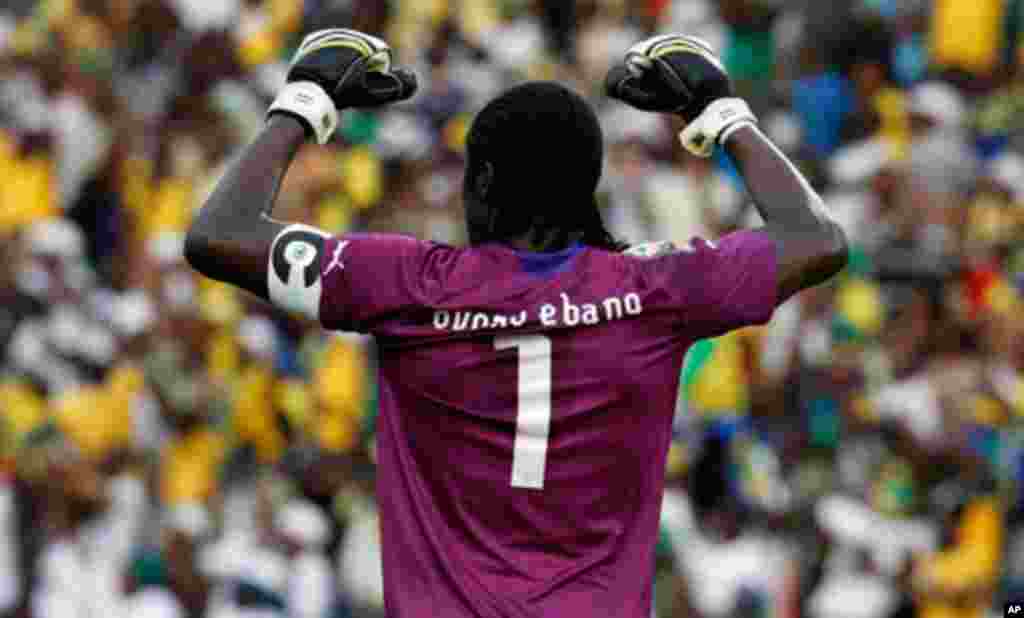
464,81,615,248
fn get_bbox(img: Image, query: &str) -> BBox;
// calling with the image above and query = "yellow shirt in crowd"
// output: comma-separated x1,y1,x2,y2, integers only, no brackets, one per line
0,140,58,232
931,0,1005,76
161,427,227,506
916,497,1003,618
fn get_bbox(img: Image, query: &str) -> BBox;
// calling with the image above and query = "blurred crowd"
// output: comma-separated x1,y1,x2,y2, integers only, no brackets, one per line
1,0,1023,617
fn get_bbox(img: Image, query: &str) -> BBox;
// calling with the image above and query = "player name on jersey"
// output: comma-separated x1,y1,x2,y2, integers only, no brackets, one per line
432,292,643,332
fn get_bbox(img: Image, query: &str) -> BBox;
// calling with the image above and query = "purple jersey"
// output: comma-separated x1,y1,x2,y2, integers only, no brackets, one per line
315,230,778,618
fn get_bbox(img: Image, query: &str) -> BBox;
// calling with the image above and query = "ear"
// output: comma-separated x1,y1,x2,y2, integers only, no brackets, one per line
476,162,502,238
475,161,494,199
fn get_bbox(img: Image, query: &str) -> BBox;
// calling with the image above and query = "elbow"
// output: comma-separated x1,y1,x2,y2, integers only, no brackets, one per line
183,223,213,275
820,218,849,278
827,218,850,266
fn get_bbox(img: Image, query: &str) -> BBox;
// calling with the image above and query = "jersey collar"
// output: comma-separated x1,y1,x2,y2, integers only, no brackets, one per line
504,242,586,276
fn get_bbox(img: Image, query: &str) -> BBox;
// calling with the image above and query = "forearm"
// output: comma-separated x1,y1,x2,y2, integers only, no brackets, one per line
723,125,848,298
724,125,830,231
184,115,308,297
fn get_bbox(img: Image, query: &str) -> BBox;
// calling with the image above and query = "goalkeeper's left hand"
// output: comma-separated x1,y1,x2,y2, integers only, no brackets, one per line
605,34,757,157
268,28,418,144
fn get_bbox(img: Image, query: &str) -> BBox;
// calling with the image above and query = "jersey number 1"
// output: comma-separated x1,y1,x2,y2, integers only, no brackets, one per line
495,335,552,490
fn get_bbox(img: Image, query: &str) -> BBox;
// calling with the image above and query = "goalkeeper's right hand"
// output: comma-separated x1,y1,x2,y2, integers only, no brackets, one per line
268,29,418,145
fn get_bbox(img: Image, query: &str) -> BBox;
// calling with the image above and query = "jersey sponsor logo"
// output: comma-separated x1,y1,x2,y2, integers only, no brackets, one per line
432,291,643,333
268,225,327,319
324,240,349,276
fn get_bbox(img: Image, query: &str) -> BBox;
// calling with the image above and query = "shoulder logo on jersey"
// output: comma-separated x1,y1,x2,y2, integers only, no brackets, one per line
268,225,327,319
324,240,349,276
688,237,717,251
646,238,716,254
622,240,677,258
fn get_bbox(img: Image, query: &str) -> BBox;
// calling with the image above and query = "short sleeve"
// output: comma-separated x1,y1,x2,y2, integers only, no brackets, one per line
646,230,779,338
317,233,444,332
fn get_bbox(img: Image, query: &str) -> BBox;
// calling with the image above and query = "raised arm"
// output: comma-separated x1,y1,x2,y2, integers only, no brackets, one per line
722,126,847,300
606,35,847,302
184,116,305,298
184,28,417,300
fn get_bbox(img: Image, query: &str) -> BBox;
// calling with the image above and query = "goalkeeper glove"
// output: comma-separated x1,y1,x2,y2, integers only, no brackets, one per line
268,29,418,144
605,34,757,157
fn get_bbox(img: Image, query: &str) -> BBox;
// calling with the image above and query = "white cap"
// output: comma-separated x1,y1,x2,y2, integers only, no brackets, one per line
198,531,253,580
987,151,1024,200
908,81,966,129
124,589,185,618
112,290,157,338
807,573,896,618
238,547,288,595
238,316,277,362
147,233,185,266
374,111,434,160
274,500,330,550
0,16,14,55
79,324,118,366
601,104,666,145
3,72,51,133
763,110,802,153
165,502,213,541
23,219,84,259
168,0,238,32
829,137,892,186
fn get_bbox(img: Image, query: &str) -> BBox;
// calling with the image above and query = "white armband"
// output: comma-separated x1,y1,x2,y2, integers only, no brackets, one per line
267,82,338,145
678,98,757,158
268,224,329,319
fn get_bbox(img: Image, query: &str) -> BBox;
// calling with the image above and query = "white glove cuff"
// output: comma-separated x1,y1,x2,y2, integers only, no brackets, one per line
678,98,757,158
267,81,339,145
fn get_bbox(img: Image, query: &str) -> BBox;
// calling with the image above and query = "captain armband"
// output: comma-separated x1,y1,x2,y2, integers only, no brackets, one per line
267,224,329,319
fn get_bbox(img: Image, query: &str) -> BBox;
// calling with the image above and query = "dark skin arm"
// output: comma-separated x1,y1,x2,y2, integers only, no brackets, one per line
183,116,309,298
723,126,849,301
188,112,846,305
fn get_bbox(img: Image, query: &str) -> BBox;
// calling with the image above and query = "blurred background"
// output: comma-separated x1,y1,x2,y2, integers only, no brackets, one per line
1,0,1023,616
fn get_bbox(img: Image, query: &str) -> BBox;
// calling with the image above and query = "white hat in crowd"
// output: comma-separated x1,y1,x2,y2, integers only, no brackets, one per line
24,219,84,259
274,500,330,550
238,316,277,363
987,151,1024,202
147,233,186,266
165,502,213,541
907,81,966,129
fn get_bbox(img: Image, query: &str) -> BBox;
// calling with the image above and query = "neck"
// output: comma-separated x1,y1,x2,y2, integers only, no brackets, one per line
505,227,583,252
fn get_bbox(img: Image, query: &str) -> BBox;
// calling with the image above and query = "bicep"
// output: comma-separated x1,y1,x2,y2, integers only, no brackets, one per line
184,215,287,301
185,219,333,319
759,220,848,302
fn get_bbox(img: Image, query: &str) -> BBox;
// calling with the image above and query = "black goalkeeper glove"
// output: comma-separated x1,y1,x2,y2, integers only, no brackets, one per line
268,29,418,144
605,34,757,157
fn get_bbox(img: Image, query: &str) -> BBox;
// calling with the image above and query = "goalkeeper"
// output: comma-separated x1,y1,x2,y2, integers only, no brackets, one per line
185,29,846,618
